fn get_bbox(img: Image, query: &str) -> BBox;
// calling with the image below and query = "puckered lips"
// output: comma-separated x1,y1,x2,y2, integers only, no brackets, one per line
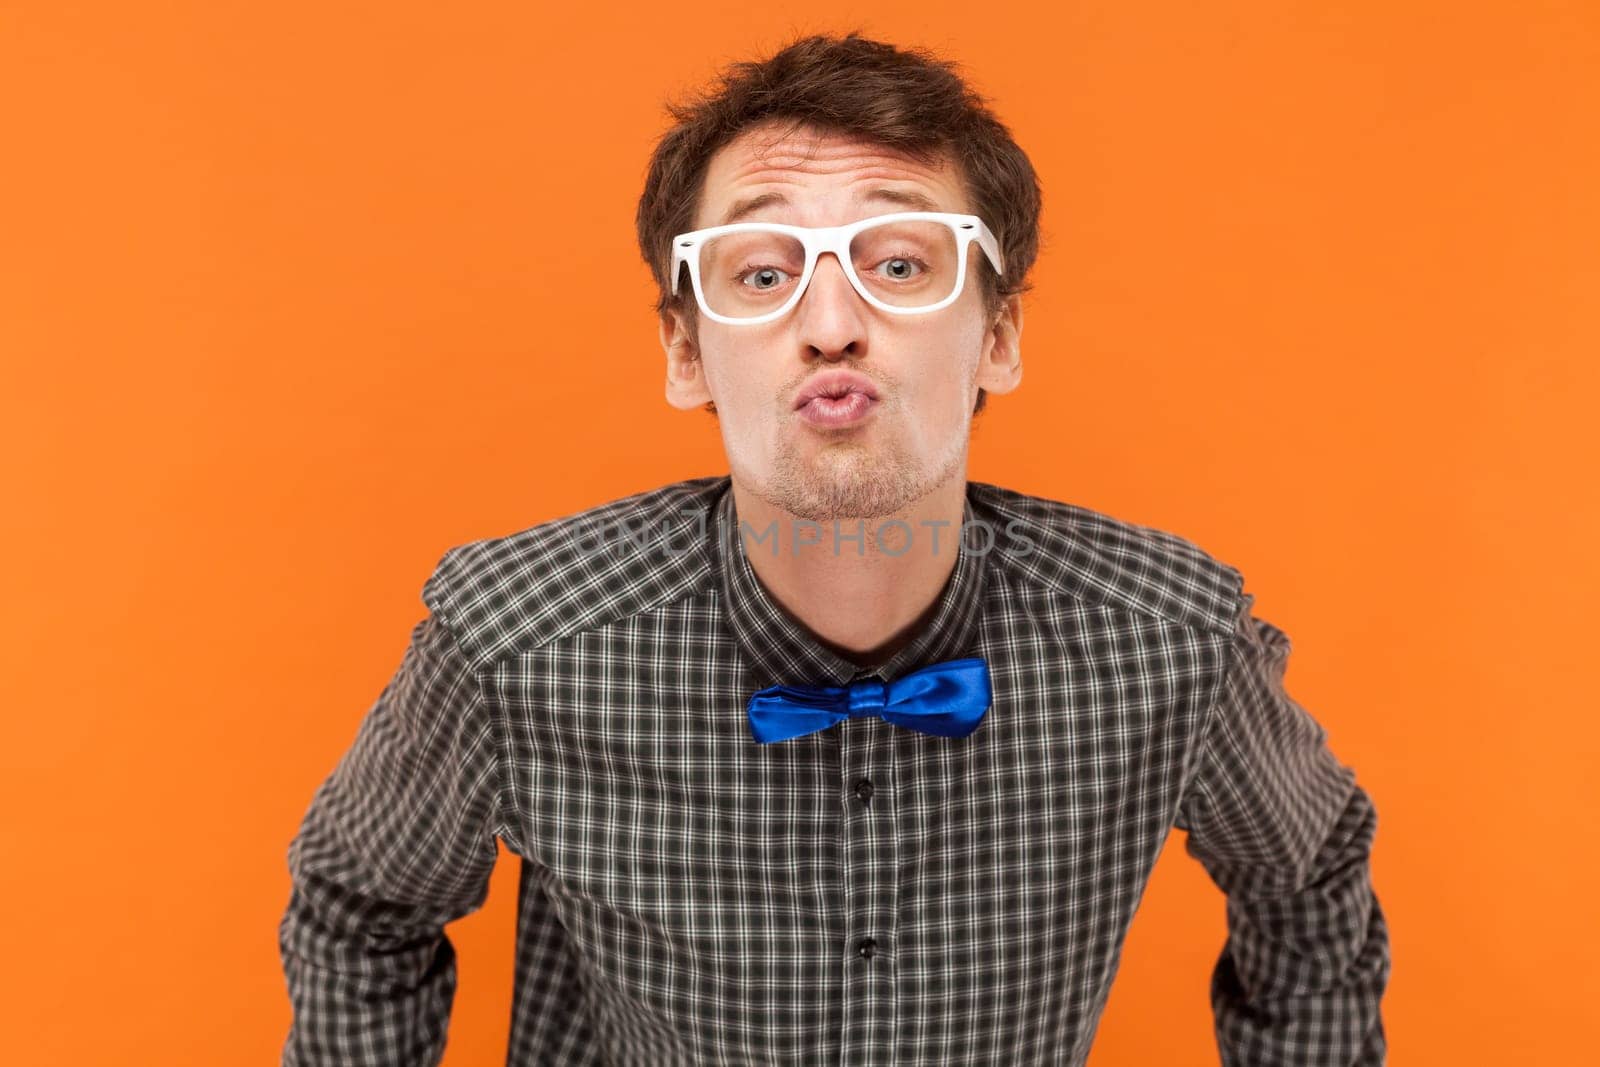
792,370,881,428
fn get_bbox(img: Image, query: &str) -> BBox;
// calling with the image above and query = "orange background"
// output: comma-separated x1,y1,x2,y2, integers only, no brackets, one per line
3,2,1595,1063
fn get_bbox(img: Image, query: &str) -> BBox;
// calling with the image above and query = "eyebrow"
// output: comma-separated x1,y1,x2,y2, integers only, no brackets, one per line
717,187,944,226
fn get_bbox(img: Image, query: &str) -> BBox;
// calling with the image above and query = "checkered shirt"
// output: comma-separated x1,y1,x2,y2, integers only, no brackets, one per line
279,474,1389,1065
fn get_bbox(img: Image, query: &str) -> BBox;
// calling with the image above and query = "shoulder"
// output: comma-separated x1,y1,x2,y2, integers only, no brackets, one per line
419,475,727,667
967,480,1245,636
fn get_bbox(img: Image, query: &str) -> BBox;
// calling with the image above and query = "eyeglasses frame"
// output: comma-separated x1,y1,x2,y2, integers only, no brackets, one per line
669,211,1006,326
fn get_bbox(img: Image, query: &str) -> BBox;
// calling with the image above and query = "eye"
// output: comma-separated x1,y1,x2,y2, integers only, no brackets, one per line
874,256,925,281
739,266,793,291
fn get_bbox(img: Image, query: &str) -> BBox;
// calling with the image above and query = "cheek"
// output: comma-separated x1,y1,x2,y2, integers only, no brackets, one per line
697,342,775,421
695,338,737,392
909,322,986,398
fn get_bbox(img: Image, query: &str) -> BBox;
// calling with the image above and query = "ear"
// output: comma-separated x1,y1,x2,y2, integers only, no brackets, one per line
975,294,1023,397
660,306,713,411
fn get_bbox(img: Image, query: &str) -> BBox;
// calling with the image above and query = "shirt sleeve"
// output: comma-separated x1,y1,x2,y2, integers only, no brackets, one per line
1173,591,1392,1066
277,600,510,1066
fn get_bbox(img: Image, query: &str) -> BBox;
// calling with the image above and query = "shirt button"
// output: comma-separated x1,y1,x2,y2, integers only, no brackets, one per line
858,937,878,959
855,778,874,804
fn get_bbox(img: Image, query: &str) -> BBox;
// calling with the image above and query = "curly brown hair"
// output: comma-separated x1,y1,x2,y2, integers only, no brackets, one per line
635,31,1043,416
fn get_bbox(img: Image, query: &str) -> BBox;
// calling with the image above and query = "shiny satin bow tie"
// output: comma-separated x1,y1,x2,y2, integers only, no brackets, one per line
746,657,992,744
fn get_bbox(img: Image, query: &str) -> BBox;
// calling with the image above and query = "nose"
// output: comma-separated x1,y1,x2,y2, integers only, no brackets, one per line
794,251,867,360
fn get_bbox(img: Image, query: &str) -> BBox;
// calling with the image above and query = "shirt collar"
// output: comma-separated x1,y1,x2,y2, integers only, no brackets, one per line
713,479,989,688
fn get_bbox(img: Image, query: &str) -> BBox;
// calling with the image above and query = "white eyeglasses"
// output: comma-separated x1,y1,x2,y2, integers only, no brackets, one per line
670,211,1005,325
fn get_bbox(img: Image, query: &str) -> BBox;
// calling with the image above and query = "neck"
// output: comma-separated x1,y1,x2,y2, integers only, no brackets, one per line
729,474,968,671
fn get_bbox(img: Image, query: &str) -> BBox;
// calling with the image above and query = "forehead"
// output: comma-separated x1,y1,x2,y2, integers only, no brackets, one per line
694,122,970,229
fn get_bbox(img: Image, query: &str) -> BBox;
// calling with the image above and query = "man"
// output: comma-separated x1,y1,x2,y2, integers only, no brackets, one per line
279,31,1390,1066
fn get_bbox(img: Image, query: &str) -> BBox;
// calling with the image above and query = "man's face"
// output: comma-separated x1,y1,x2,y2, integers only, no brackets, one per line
660,122,1022,523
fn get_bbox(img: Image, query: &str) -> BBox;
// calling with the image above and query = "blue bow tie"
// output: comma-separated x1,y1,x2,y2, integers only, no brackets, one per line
746,657,992,744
